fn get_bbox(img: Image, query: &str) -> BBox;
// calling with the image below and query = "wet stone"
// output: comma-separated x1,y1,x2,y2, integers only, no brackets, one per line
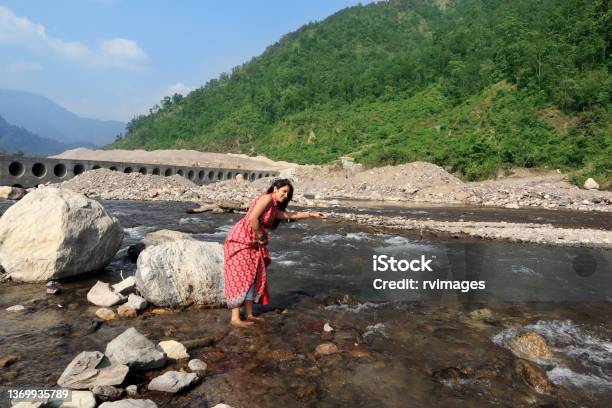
92,385,125,401
117,303,137,318
105,327,167,371
509,332,553,360
147,370,198,393
514,358,554,393
187,359,208,375
158,340,189,361
96,307,117,321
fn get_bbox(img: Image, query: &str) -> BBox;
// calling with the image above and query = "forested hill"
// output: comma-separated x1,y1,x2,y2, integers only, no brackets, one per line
111,0,610,187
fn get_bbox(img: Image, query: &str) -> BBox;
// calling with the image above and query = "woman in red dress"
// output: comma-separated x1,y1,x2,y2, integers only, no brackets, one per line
224,179,325,327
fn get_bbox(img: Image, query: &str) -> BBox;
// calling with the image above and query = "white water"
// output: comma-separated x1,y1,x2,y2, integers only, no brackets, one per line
493,320,612,390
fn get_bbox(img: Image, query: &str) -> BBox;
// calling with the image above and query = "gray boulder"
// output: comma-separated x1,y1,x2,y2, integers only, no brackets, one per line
105,328,166,371
0,188,123,282
135,240,224,307
147,371,198,393
57,351,129,390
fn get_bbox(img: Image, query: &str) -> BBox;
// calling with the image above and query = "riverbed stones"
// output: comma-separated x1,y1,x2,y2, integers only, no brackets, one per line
5,304,25,312
158,340,189,361
187,359,207,375
96,307,118,321
87,281,126,307
99,400,158,408
514,359,553,393
105,328,166,371
92,385,124,401
127,294,147,311
583,178,599,190
0,188,123,282
117,303,137,318
147,370,198,393
112,277,136,295
135,240,225,307
57,351,129,390
509,332,553,360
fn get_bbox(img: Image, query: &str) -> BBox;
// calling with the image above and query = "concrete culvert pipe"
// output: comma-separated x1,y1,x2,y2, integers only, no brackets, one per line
9,161,25,177
54,163,67,178
73,164,85,175
32,163,46,178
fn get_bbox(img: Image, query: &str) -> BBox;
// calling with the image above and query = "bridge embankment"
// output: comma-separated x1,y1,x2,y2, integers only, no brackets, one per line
0,155,278,188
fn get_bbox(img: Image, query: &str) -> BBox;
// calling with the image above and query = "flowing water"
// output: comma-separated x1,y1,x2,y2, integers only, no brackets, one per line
0,200,611,407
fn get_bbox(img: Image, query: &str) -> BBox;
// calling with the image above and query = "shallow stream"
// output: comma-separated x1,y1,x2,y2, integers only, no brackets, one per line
0,200,611,407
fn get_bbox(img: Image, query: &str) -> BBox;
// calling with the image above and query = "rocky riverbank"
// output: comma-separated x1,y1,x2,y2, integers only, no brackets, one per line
46,162,611,213
26,163,608,249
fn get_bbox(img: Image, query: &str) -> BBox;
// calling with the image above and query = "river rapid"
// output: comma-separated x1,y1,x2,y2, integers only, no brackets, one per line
1,200,611,407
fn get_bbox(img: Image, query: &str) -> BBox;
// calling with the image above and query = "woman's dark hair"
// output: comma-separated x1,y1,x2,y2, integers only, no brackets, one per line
266,178,293,229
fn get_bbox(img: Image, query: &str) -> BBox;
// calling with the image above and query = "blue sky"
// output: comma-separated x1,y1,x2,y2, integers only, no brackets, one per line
0,0,370,122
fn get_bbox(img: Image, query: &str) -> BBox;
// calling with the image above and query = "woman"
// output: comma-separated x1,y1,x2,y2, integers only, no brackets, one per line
223,178,326,327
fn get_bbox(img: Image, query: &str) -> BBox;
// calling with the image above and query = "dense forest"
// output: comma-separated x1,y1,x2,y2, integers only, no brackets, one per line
111,0,611,188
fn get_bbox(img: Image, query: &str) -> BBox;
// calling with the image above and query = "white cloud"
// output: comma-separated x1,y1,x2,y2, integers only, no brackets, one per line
5,61,43,72
167,82,193,96
100,38,148,61
0,5,147,70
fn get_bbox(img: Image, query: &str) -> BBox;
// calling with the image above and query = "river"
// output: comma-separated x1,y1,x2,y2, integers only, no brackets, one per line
1,200,611,407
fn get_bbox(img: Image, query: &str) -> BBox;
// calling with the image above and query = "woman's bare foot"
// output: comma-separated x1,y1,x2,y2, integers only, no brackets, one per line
230,318,254,327
246,314,265,322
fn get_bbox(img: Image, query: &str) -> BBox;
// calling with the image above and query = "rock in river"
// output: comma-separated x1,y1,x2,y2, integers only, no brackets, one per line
105,328,166,371
88,281,126,307
509,332,553,360
57,351,129,390
147,370,198,393
0,188,123,282
135,240,225,307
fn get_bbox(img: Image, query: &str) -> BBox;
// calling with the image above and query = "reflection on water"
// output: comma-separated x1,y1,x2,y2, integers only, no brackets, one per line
0,199,611,407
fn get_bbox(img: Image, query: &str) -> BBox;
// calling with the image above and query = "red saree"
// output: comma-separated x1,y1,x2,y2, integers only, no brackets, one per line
223,193,278,308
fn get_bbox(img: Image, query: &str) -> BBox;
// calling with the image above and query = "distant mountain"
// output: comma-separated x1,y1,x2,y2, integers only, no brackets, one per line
0,89,125,147
0,114,74,155
111,0,610,189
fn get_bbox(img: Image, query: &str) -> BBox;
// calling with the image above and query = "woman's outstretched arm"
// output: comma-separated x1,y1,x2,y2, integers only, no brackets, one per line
277,210,326,221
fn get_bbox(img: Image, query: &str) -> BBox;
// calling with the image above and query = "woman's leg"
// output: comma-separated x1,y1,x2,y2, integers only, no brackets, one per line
244,281,264,321
230,306,253,327
245,301,264,321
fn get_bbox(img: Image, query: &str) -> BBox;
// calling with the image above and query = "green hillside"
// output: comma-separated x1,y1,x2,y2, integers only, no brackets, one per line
111,0,611,188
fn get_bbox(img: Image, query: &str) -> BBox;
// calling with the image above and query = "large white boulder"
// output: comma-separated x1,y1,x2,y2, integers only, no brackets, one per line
0,188,123,282
135,240,225,307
